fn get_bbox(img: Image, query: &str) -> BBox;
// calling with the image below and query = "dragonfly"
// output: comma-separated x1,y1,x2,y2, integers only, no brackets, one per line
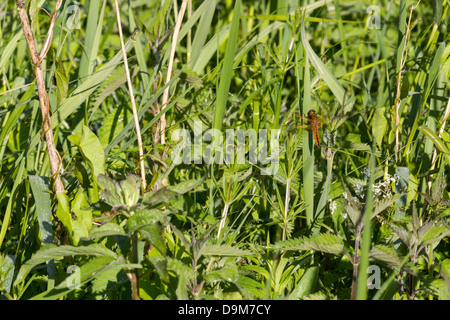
293,109,329,152
292,95,357,153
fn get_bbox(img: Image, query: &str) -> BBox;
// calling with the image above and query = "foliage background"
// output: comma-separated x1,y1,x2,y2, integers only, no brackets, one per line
0,0,449,300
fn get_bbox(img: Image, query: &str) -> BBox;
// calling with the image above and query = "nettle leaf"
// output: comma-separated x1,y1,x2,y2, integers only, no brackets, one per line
202,244,255,256
142,188,179,206
369,245,402,268
274,234,346,255
389,223,414,248
373,194,403,217
168,178,204,194
420,224,450,247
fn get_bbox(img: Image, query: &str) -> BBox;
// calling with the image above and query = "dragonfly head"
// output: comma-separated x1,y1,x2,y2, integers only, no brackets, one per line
307,109,317,118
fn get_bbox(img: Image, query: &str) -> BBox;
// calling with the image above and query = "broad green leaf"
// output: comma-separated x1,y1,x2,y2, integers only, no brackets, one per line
98,174,121,206
137,223,166,255
235,276,265,299
274,234,346,255
142,188,179,206
71,192,93,244
205,265,239,283
168,178,204,194
56,193,72,236
117,174,140,207
289,266,319,300
420,225,450,247
89,222,126,239
68,125,105,177
126,209,168,233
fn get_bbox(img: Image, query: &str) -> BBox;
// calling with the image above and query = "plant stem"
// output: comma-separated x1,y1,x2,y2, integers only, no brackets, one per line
16,0,65,195
114,0,146,191
351,223,362,300
160,0,188,145
130,234,140,300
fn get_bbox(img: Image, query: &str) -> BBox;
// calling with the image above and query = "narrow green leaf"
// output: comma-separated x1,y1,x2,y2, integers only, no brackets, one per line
301,19,345,105
213,0,241,132
29,175,53,244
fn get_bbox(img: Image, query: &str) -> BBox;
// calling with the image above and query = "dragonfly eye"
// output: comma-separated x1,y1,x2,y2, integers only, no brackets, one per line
308,109,317,117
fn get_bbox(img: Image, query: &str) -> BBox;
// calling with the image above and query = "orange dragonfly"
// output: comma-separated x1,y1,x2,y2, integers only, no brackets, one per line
292,95,356,152
292,109,328,151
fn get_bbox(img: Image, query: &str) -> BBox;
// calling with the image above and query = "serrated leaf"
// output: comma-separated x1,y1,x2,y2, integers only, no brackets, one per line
373,194,402,217
389,224,414,248
420,225,450,247
168,178,204,194
369,245,403,268
274,234,346,255
202,244,254,256
142,188,179,206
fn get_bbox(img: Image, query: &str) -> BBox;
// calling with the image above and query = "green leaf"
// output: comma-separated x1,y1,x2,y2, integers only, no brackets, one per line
117,174,140,207
54,57,69,107
369,245,404,270
68,125,105,177
213,0,241,132
301,19,345,105
202,244,254,256
98,174,121,206
126,209,168,233
420,225,450,247
274,234,346,255
168,178,204,194
14,244,117,285
89,222,126,239
138,223,166,255
205,265,239,283
289,266,319,300
142,188,179,206
56,193,72,237
29,175,53,244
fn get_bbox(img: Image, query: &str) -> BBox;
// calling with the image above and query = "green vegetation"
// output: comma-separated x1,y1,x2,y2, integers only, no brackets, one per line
0,0,449,300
